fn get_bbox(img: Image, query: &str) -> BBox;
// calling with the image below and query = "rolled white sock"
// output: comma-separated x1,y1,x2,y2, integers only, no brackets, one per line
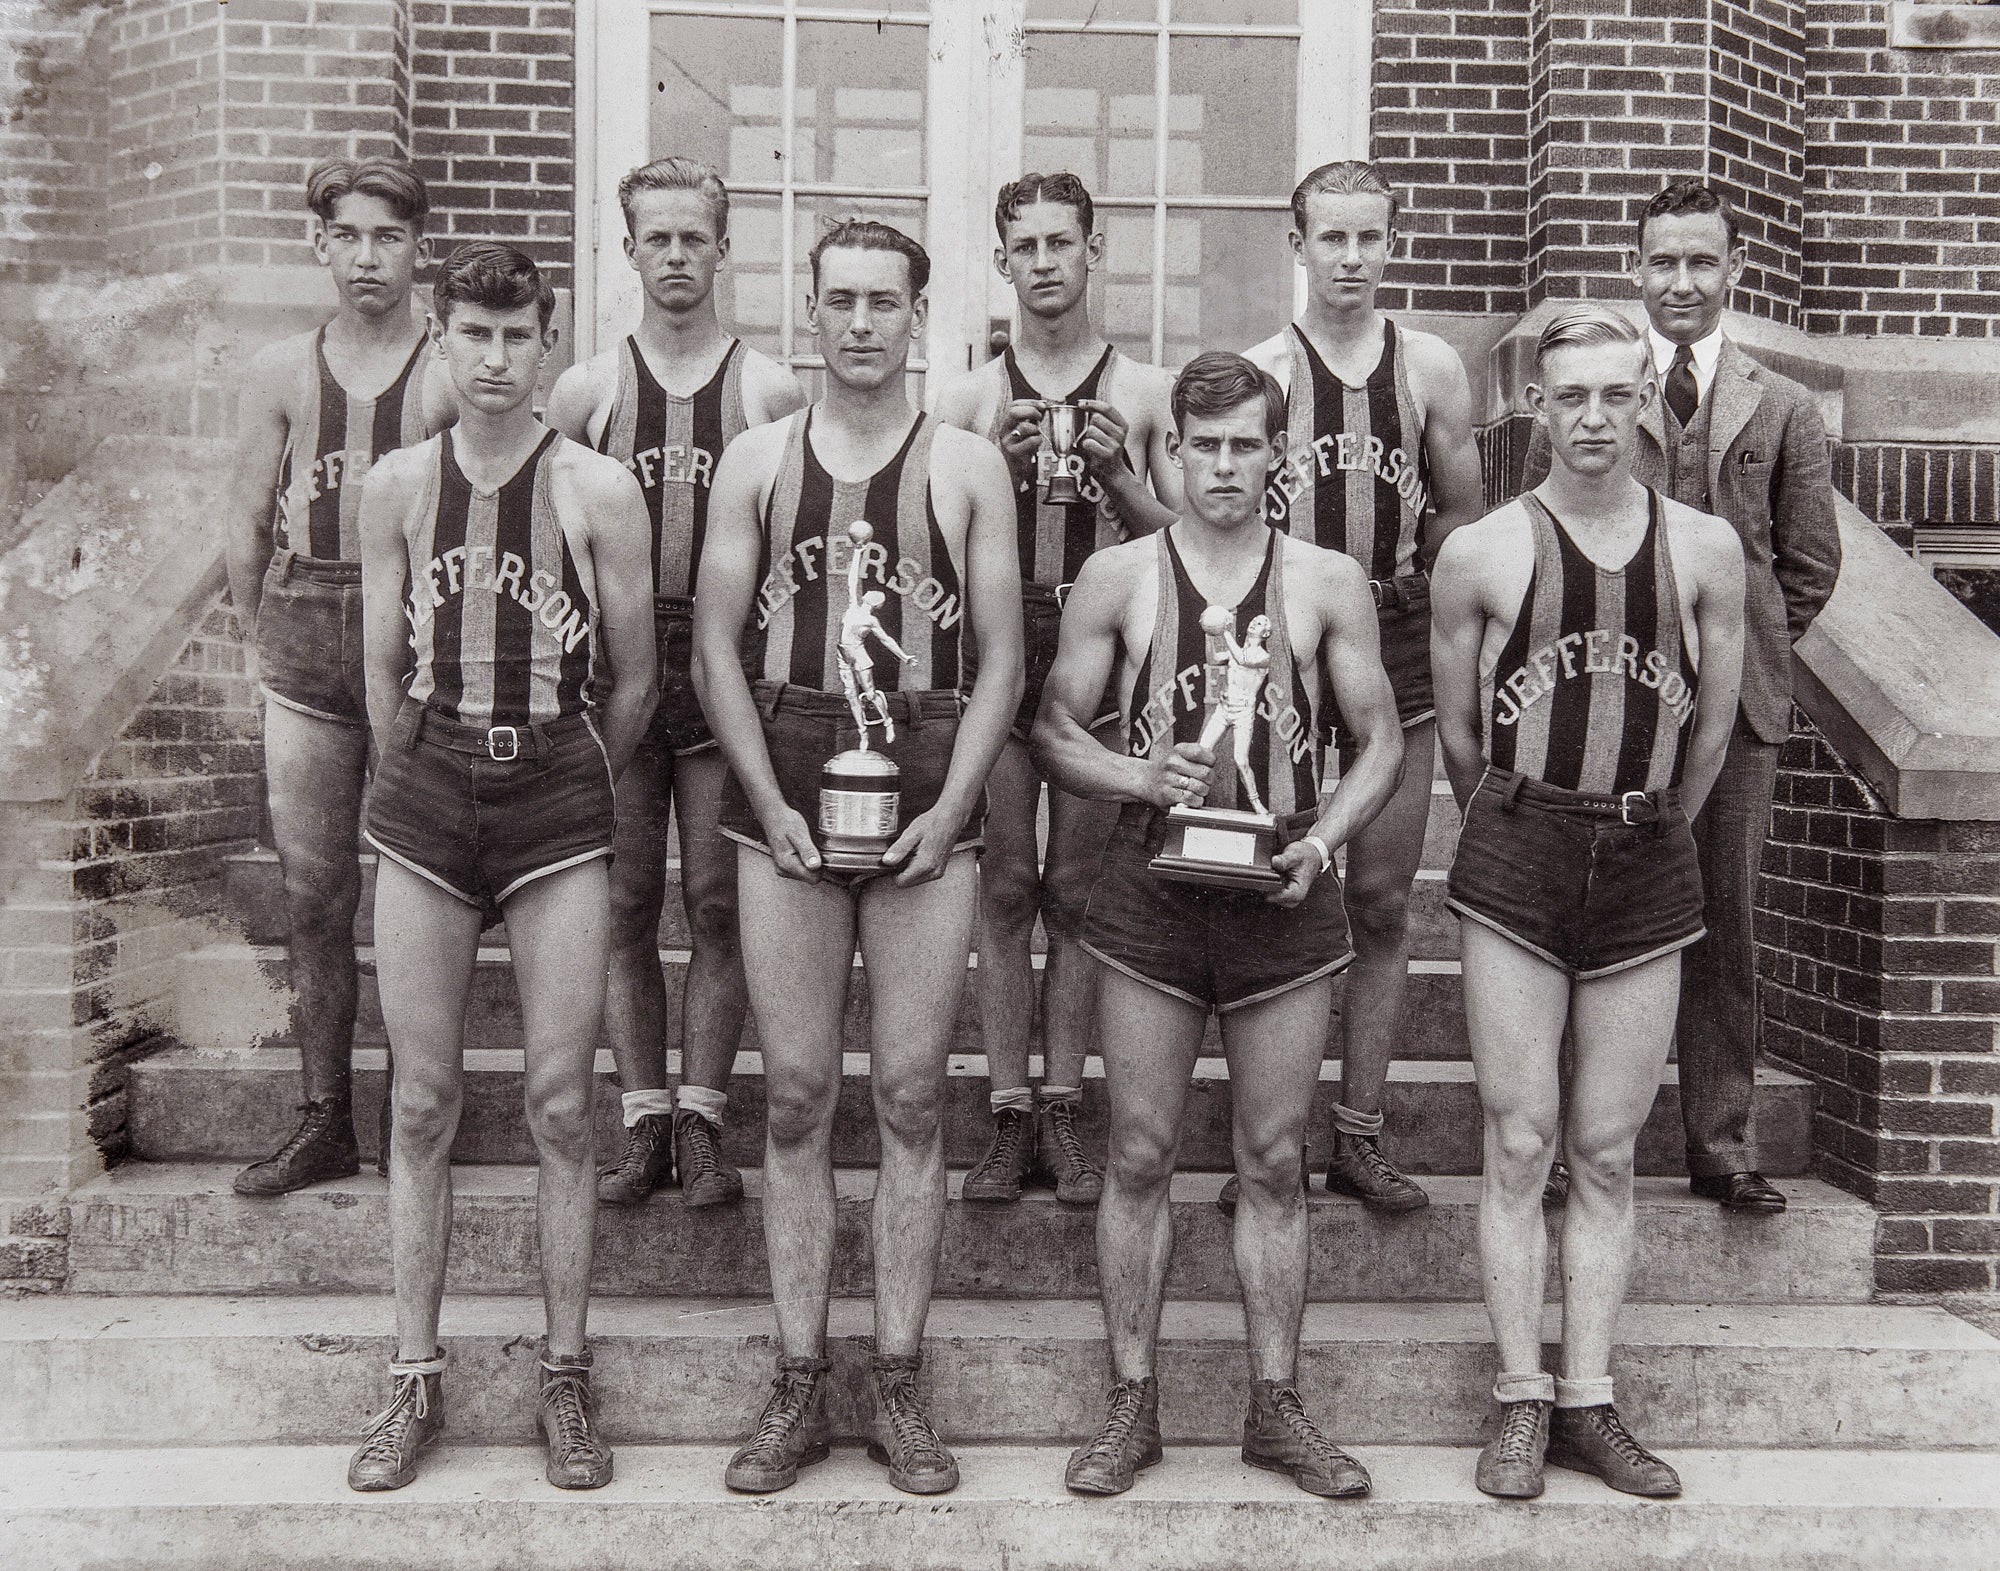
676,1085,726,1127
1493,1371,1555,1405
1038,1084,1082,1105
621,1089,675,1128
990,1086,1034,1116
1555,1374,1614,1409
1330,1101,1384,1138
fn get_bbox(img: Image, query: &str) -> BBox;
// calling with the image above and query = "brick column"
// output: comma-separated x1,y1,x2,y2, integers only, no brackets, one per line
1524,0,1805,322
1758,715,2000,1295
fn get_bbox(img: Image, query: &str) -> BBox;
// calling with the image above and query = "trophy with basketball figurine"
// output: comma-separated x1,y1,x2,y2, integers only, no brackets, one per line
1149,606,1284,890
818,520,914,869
1041,401,1085,506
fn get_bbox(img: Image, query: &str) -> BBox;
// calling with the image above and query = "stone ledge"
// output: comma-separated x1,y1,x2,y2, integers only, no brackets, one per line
1890,3,2000,49
1793,497,2000,819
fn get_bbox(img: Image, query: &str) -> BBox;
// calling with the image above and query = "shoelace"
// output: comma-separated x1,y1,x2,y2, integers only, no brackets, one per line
355,1371,430,1464
264,1102,337,1168
981,1112,1029,1174
1075,1381,1149,1465
603,1118,666,1183
744,1370,817,1456
1270,1386,1349,1463
1494,1401,1546,1463
1043,1104,1099,1178
878,1370,950,1464
541,1371,596,1459
1588,1407,1658,1468
677,1114,722,1183
1351,1137,1406,1187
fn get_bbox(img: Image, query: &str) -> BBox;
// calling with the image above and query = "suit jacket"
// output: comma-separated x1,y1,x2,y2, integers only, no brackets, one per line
1521,337,1843,744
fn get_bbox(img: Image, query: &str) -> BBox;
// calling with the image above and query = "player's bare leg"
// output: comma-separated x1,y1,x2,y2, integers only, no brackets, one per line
598,739,676,1203
669,747,749,1204
967,737,1043,1200
1036,779,1113,1202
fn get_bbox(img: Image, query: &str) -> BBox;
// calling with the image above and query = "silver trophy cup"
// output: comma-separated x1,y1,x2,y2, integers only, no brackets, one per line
1043,401,1084,506
818,745,900,869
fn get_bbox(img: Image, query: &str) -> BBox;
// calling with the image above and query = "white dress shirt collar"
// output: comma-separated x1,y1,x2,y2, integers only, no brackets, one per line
1648,324,1723,405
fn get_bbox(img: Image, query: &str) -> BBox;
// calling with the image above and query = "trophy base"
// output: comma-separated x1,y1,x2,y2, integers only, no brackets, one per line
1149,804,1283,891
819,747,900,874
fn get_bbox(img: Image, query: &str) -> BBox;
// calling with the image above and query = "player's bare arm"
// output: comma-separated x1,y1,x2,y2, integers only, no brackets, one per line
1404,329,1484,559
881,426,1023,886
740,346,808,425
543,350,618,446
224,336,306,638
1241,330,1293,390
1428,506,1517,810
1274,544,1403,906
356,442,428,750
1670,503,1747,820
692,418,820,878
1087,361,1180,536
562,447,660,776
1030,542,1211,810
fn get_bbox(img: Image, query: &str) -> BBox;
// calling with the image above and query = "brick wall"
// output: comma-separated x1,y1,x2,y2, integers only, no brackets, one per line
1758,714,2000,1295
1372,0,1532,317
0,2,111,280
104,0,226,273
1709,0,1807,322
1803,1,2000,338
1833,440,1999,527
411,0,574,285
0,594,263,1229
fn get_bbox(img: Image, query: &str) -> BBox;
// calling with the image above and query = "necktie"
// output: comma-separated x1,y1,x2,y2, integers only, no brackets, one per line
1665,343,1699,429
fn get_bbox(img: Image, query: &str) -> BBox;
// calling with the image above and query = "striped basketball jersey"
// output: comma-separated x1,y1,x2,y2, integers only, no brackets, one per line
748,410,963,693
1127,529,1319,817
1482,490,1698,795
992,344,1129,587
595,336,749,598
403,429,597,728
1269,321,1430,581
275,328,430,561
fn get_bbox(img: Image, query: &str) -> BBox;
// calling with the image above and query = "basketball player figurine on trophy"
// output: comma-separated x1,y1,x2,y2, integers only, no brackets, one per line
1041,401,1084,506
1149,605,1284,889
819,519,916,868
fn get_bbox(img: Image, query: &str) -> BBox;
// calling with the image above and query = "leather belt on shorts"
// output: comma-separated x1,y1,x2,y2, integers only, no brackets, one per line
272,549,361,584
398,702,594,762
1490,769,1677,826
1023,581,1066,610
1369,571,1428,612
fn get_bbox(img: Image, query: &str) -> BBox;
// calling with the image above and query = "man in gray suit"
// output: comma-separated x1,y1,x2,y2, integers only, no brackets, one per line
1523,180,1842,1213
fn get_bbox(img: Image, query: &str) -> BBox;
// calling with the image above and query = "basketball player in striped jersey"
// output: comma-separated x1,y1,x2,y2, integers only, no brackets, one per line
1034,354,1403,1497
1431,308,1744,1501
932,172,1181,1207
1239,161,1484,1214
548,158,805,1210
349,244,659,1494
696,221,1021,1498
223,158,455,1197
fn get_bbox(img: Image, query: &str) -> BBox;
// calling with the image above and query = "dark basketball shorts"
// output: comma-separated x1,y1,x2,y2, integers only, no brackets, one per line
719,681,984,885
1079,804,1355,1013
1446,768,1706,979
257,553,367,728
1328,574,1435,757
646,595,715,756
363,699,617,909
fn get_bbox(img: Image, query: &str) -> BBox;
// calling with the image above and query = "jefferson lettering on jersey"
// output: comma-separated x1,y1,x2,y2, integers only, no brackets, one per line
595,336,749,598
275,328,430,562
402,429,598,728
1268,321,1430,583
1482,490,1697,795
1127,530,1320,817
748,410,965,693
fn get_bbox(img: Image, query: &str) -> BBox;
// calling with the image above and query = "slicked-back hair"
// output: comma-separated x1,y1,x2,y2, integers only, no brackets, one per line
1290,160,1398,236
995,171,1095,243
307,156,430,228
808,219,931,298
1636,178,1741,253
1532,305,1647,376
618,156,730,239
1171,351,1286,441
432,241,557,330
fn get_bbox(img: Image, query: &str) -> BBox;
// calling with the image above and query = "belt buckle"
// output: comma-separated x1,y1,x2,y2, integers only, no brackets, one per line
1618,790,1652,825
1054,581,1076,608
487,725,520,762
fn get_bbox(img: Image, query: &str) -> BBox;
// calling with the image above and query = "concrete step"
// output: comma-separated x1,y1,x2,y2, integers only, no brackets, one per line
61,1164,1866,1303
221,846,1465,957
124,1046,1814,1176
4,1293,1994,1451
166,942,1481,1060
9,1443,1994,1571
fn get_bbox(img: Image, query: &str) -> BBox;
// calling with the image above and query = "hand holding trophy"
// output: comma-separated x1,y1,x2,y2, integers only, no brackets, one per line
820,520,914,870
1148,605,1284,890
